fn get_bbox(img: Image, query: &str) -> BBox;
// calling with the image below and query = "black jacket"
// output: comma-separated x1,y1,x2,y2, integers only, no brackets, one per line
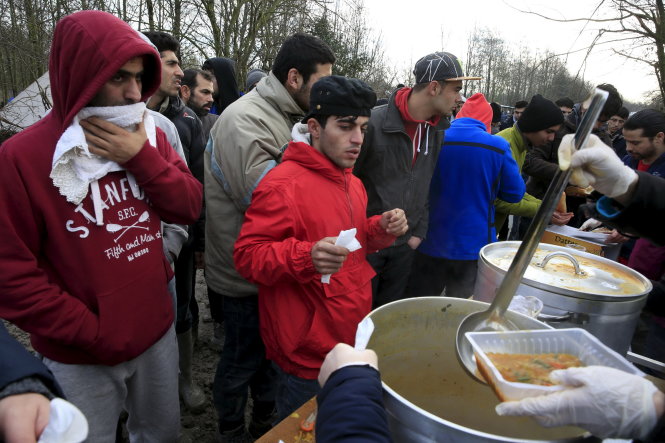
354,90,447,244
317,365,391,443
160,95,206,251
202,57,241,114
524,120,612,199
1,322,63,400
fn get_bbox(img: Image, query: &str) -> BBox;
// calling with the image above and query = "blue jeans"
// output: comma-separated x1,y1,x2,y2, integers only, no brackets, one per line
212,294,277,431
274,365,320,423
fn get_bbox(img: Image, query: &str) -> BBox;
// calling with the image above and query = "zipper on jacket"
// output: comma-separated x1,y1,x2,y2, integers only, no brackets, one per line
344,172,355,228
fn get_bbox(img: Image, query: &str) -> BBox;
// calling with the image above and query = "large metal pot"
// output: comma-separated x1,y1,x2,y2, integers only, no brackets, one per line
474,241,652,355
367,297,596,442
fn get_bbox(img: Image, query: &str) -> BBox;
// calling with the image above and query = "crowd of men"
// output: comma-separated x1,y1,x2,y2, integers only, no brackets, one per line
1,8,665,443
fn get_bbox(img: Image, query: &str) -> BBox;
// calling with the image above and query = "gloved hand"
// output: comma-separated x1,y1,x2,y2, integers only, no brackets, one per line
318,343,378,387
495,366,660,440
558,134,638,198
579,218,602,231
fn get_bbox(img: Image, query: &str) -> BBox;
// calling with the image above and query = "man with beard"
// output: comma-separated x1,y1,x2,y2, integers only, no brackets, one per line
0,11,202,441
202,57,241,116
205,33,335,442
181,69,217,139
143,30,207,414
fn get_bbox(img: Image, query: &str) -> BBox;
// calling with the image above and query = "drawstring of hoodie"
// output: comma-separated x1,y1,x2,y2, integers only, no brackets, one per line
414,123,431,166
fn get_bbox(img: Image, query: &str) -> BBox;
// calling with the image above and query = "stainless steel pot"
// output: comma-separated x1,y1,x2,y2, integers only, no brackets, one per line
474,241,652,355
367,297,596,442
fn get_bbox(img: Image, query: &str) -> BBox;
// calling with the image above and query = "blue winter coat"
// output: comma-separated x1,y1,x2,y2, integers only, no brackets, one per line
419,117,525,260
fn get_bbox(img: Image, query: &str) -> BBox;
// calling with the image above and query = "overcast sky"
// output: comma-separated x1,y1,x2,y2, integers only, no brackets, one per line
361,0,655,103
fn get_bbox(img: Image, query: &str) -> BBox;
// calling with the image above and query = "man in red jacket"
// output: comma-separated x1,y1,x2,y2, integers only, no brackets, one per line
0,11,202,442
234,75,408,422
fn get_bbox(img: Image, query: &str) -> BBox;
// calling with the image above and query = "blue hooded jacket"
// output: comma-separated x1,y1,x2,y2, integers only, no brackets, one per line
419,117,525,260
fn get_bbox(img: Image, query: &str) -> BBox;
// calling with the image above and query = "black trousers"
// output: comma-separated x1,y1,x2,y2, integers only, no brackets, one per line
407,251,478,299
367,243,415,308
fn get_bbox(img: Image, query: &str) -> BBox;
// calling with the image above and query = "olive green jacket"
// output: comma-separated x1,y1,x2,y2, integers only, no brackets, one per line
494,125,541,230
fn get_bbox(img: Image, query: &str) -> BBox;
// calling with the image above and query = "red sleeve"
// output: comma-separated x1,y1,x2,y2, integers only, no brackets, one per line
234,184,318,285
0,149,99,348
121,129,202,225
365,215,396,252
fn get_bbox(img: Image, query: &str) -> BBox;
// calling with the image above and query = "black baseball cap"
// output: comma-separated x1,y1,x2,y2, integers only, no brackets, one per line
413,52,481,84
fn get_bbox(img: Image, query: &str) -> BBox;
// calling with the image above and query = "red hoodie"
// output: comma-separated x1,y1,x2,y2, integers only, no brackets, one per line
394,87,441,164
0,11,202,365
234,141,396,378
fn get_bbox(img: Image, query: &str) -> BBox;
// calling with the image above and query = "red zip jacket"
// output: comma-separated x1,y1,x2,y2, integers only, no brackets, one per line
234,141,395,379
0,11,202,365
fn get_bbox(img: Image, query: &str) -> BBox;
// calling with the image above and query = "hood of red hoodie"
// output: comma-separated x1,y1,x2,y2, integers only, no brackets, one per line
394,87,441,127
456,93,492,132
48,10,162,132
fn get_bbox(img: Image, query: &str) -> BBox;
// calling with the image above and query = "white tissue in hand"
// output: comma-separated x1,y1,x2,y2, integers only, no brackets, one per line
321,228,362,284
38,398,88,443
354,317,375,351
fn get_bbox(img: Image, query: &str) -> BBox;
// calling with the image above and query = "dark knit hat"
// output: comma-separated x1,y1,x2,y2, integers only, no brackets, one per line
302,75,377,123
413,52,481,84
517,94,564,133
245,68,267,91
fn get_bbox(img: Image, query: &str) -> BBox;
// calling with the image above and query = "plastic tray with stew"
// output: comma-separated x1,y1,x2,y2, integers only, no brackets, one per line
465,328,643,401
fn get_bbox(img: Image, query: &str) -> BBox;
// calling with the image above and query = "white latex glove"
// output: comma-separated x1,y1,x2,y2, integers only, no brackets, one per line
495,366,659,440
318,343,378,387
558,133,638,198
579,218,602,231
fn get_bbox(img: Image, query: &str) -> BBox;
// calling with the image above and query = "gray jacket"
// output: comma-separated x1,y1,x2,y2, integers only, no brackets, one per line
353,91,447,244
204,72,305,297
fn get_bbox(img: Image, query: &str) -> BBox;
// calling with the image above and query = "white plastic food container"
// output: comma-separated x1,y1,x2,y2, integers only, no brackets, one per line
465,328,643,401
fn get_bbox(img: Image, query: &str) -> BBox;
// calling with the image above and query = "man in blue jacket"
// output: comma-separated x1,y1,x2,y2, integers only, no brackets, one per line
408,93,525,299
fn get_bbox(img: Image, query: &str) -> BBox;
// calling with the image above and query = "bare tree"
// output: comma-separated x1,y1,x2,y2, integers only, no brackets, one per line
518,0,665,105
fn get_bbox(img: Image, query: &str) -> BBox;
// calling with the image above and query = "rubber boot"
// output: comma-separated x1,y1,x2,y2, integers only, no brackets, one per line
177,330,207,413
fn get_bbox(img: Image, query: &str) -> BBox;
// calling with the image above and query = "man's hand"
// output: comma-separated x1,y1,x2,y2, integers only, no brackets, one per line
0,393,50,443
558,133,638,200
380,209,408,236
311,237,350,275
550,211,574,226
81,117,148,164
606,229,630,244
407,236,422,250
318,343,378,387
496,366,662,440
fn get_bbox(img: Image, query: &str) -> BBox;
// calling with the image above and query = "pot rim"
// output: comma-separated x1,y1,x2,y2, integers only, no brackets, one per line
479,241,652,301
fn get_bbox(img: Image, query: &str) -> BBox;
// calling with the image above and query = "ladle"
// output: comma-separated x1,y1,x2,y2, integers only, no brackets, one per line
455,88,609,382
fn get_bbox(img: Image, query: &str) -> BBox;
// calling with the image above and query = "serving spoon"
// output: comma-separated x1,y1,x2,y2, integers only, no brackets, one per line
455,88,609,382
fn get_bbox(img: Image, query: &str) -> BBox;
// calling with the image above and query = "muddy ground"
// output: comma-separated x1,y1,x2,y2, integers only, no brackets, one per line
4,270,225,442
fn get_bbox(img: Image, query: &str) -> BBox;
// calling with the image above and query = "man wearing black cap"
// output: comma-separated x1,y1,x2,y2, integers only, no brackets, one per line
354,51,479,306
233,75,408,423
205,33,335,442
494,94,572,232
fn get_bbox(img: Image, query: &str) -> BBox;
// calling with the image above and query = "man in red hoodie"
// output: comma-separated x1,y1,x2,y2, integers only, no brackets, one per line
0,11,202,442
233,75,408,422
353,52,480,306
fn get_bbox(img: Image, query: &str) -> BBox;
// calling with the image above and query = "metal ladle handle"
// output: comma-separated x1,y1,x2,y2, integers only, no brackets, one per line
535,251,586,276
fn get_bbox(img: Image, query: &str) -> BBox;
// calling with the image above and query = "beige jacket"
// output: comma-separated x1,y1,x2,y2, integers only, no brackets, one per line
204,72,305,296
